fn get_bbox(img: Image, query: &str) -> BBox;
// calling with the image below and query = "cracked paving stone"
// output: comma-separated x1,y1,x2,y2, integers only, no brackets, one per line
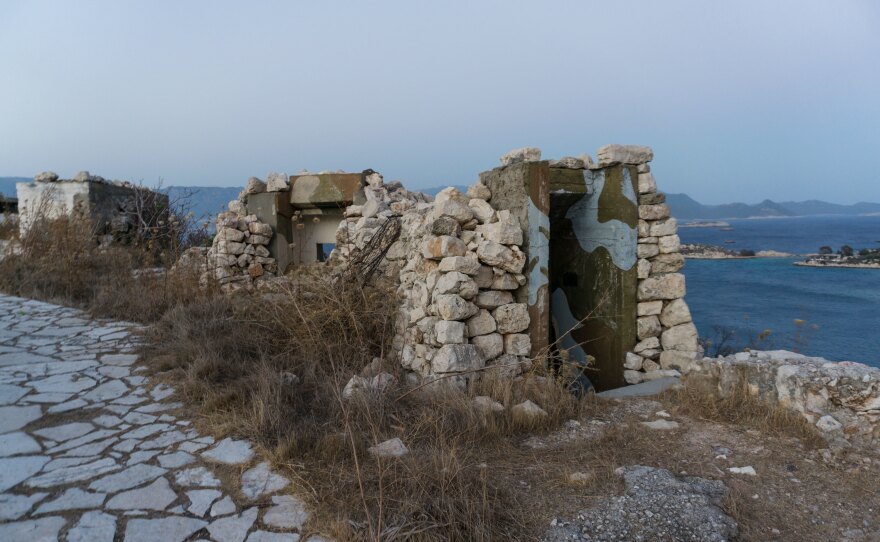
29,373,96,394
49,428,118,454
175,467,222,488
33,421,95,442
100,353,138,366
140,429,189,449
0,431,42,456
88,463,166,493
241,462,289,500
83,379,129,402
27,457,120,488
47,398,89,413
34,487,106,514
247,532,301,542
23,391,74,403
0,516,66,541
127,449,161,465
0,405,43,433
0,455,51,491
67,510,117,542
0,492,48,520
124,516,207,542
211,495,236,516
0,383,28,404
93,414,124,428
202,437,254,465
123,411,158,425
150,383,175,400
158,451,195,468
187,489,222,516
263,494,310,530
208,506,258,542
107,476,177,510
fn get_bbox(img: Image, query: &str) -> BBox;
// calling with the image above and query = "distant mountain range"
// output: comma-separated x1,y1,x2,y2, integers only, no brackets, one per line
665,193,880,220
3,177,879,221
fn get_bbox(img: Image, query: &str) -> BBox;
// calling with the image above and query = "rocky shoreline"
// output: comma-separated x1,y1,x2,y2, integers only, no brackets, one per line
798,248,880,269
681,243,794,259
794,261,880,269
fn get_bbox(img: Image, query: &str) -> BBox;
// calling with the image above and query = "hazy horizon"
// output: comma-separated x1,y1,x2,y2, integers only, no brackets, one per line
2,1,878,205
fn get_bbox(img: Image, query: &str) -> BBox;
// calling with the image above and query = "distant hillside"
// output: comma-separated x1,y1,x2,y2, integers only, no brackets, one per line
165,186,241,221
6,176,879,221
0,177,30,197
666,194,880,219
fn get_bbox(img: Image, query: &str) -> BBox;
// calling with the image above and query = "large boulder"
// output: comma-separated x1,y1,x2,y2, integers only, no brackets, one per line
492,303,529,334
638,274,685,301
476,241,526,273
500,147,541,166
596,144,654,166
266,172,289,192
432,344,482,373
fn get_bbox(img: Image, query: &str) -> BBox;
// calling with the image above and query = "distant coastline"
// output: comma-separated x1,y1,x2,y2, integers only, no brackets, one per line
681,243,794,259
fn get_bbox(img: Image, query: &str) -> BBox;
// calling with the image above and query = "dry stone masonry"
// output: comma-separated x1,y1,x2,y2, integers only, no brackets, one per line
688,350,880,448
200,210,279,293
612,146,701,384
178,145,698,391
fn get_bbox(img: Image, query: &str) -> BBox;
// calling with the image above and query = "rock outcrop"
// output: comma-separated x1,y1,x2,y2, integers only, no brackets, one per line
688,350,880,448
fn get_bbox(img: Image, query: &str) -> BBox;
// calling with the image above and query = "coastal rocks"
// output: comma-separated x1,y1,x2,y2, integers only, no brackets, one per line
687,350,880,448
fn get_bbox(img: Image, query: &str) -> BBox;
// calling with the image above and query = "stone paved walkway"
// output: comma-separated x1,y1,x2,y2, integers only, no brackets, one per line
0,294,321,542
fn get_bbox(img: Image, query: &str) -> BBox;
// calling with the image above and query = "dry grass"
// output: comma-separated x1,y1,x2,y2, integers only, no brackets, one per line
143,269,589,541
661,378,825,446
0,214,210,323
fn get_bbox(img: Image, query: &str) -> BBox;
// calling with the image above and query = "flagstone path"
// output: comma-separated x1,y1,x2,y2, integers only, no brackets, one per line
0,294,324,542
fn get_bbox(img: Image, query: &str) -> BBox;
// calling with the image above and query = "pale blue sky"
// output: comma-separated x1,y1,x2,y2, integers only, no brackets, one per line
2,1,878,203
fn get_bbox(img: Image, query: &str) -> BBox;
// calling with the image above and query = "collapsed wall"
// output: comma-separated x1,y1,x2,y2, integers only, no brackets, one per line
332,145,699,389
187,145,699,390
16,171,170,243
688,350,880,448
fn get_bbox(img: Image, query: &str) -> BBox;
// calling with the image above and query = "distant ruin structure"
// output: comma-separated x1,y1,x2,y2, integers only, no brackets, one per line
207,145,698,391
16,171,170,244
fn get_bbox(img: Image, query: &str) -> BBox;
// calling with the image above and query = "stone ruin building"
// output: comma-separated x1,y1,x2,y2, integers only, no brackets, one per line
16,171,170,245
205,145,699,392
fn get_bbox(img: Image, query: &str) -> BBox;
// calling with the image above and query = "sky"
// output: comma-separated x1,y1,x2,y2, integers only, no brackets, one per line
1,1,879,204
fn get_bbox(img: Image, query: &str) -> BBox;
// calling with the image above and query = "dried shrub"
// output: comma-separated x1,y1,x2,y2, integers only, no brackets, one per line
143,270,586,541
0,211,210,322
662,378,824,446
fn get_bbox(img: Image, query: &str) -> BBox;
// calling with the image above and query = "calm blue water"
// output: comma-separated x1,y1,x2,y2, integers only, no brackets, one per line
678,216,880,366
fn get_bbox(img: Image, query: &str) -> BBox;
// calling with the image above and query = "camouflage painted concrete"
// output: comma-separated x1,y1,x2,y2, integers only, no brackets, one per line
480,162,551,361
548,165,638,391
289,173,366,208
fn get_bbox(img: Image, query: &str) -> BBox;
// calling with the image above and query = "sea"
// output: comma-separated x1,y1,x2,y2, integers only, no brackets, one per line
678,215,880,367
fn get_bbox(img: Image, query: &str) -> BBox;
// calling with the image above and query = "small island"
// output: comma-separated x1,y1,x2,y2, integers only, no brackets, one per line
679,220,731,228
796,245,880,269
681,243,793,259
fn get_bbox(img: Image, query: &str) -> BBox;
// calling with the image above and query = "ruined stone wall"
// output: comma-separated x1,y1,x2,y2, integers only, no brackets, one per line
16,171,170,243
330,146,699,388
688,351,880,448
590,146,702,384
199,210,279,293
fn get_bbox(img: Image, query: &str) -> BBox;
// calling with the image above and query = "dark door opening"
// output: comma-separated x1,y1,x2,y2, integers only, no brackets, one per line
547,165,639,391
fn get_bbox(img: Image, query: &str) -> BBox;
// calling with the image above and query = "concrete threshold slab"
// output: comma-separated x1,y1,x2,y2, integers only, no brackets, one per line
597,377,681,399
